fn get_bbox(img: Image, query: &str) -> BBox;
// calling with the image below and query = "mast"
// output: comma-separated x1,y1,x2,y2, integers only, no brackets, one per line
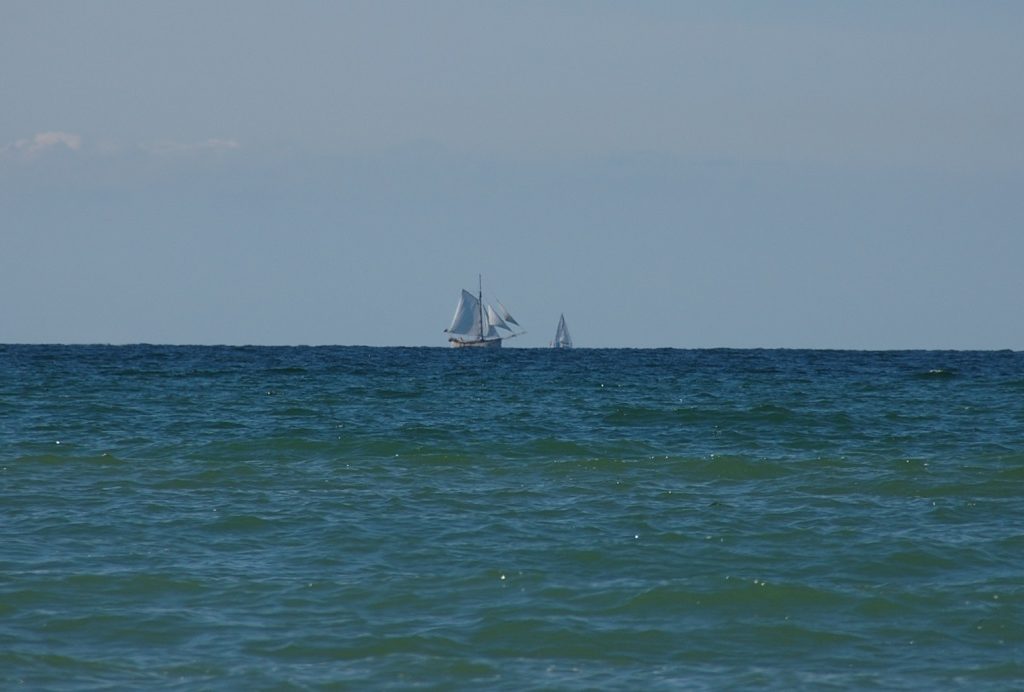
478,274,484,341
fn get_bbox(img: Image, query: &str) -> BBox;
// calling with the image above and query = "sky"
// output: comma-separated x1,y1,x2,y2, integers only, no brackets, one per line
2,1,1023,348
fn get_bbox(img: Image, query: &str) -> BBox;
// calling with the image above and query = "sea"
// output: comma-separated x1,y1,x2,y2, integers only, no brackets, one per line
2,345,1022,690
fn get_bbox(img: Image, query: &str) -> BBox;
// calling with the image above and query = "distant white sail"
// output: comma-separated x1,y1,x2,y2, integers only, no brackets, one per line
447,289,483,337
486,305,511,331
496,299,520,327
552,313,572,348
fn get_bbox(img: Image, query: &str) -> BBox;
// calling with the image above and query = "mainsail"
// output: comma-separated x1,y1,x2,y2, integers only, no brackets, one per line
447,289,484,338
445,277,524,348
552,313,573,348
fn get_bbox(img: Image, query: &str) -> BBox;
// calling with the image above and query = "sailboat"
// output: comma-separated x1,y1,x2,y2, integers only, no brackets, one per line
445,276,524,348
551,313,573,349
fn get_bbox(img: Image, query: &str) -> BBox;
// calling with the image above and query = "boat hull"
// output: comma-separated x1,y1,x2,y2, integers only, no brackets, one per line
449,337,502,349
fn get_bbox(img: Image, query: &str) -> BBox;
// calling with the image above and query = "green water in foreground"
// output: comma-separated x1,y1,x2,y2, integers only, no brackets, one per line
2,346,1023,689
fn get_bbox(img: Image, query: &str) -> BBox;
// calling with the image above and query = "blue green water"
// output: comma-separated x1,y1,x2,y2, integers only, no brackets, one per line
2,345,1023,689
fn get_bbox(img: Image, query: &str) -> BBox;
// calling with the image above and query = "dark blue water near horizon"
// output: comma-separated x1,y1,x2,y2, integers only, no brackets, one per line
2,345,1023,689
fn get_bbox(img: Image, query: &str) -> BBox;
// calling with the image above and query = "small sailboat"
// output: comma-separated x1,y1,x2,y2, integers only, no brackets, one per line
445,276,524,348
551,313,573,349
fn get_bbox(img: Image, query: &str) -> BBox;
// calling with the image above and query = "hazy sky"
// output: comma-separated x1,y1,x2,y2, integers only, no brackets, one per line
3,1,1022,348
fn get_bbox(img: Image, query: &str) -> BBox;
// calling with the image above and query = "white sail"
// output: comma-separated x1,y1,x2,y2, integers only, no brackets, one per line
552,313,572,348
496,299,520,327
446,289,483,337
486,305,511,331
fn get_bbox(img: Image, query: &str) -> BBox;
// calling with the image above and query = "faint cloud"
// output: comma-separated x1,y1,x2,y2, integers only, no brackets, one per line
2,131,82,160
141,138,241,155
